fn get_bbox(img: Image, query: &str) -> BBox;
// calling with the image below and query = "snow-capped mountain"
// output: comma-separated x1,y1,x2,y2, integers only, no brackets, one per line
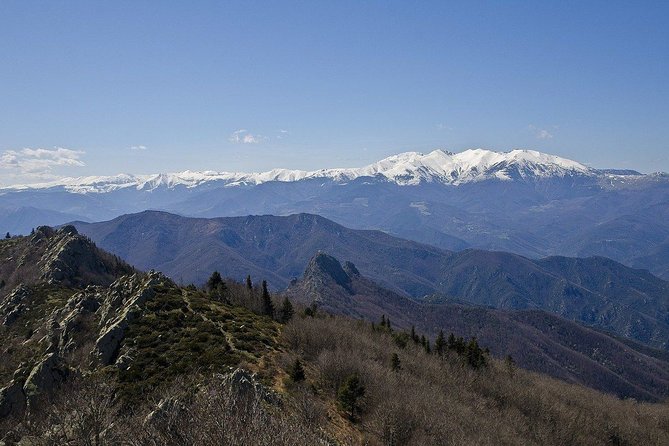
1,147,668,282
1,149,606,194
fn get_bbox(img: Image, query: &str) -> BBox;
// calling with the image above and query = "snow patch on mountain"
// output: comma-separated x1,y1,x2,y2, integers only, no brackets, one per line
0,148,607,194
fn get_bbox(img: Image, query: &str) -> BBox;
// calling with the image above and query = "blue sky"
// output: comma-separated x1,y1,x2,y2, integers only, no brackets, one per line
0,1,667,183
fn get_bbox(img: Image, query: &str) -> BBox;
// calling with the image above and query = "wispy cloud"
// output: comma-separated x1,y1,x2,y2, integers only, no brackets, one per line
0,147,86,184
276,129,289,140
229,129,268,144
436,123,453,131
529,125,555,140
129,145,147,151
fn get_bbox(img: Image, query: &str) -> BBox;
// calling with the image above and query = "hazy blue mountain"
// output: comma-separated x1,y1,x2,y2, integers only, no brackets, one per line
74,210,669,351
2,149,668,278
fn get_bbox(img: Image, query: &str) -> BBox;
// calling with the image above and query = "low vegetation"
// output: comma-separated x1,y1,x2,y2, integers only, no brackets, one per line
2,260,669,445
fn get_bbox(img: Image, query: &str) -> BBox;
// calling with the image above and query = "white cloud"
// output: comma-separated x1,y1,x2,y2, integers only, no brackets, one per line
529,125,554,140
0,147,86,184
0,147,85,173
229,129,268,144
436,123,453,131
129,145,147,151
276,129,289,140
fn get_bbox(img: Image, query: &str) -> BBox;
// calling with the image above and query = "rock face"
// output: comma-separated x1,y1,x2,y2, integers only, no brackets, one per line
0,380,26,418
219,368,280,405
303,252,354,295
93,271,170,366
0,285,32,325
23,353,69,405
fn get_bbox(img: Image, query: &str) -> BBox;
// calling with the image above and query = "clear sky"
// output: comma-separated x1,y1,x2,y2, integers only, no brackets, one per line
1,1,667,184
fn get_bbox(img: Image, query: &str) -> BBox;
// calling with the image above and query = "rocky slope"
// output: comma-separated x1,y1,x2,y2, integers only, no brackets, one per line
0,228,279,424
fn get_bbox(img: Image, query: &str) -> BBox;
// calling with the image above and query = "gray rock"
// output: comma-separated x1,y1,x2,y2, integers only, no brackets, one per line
0,380,26,419
23,353,68,404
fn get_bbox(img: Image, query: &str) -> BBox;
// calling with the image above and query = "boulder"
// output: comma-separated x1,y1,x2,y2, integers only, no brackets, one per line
0,380,26,419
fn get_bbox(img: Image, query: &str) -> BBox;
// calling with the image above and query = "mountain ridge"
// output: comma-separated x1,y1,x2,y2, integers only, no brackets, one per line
285,252,669,401
72,211,669,351
0,148,653,193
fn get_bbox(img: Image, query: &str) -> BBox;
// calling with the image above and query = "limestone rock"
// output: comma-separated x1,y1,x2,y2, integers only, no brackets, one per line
0,380,26,419
23,353,69,404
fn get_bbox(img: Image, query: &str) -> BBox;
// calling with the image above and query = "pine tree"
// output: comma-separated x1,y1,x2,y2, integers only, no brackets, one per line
337,374,365,420
410,325,418,343
30,228,35,235
381,314,386,327
424,339,431,354
466,337,486,369
386,318,392,331
279,297,294,323
261,280,274,317
206,271,226,301
246,274,253,291
4,232,10,239
391,353,401,372
435,330,446,355
447,333,456,351
289,358,305,382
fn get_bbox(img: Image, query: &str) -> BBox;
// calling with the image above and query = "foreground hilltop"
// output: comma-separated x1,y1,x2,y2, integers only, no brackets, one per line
1,227,669,444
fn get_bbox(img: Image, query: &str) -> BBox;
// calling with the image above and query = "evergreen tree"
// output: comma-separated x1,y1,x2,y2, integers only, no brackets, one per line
30,228,35,235
410,325,418,343
4,232,10,239
435,330,446,355
465,337,486,369
0,279,5,289
381,314,386,327
205,271,226,301
337,374,365,420
391,353,401,372
420,334,426,348
386,317,392,331
447,333,456,351
261,280,274,317
424,339,431,354
246,274,253,291
279,297,294,323
289,358,305,382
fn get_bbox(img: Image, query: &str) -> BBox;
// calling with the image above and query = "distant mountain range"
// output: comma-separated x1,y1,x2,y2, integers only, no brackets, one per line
73,211,669,351
2,148,668,279
285,252,669,401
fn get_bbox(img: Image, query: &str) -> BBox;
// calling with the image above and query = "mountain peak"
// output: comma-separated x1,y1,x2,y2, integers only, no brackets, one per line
0,148,606,193
304,252,353,293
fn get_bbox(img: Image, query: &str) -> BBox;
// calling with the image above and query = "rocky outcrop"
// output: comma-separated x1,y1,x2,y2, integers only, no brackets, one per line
218,368,281,406
304,252,354,295
93,271,171,365
0,285,32,326
0,380,26,418
23,353,69,405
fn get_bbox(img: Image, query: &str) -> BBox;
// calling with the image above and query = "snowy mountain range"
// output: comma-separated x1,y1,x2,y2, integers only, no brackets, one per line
1,148,651,194
1,148,668,281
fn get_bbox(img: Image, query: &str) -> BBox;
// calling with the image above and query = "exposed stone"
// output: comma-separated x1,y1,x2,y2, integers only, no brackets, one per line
0,285,32,326
23,353,69,404
93,271,170,365
0,380,26,419
218,368,281,406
